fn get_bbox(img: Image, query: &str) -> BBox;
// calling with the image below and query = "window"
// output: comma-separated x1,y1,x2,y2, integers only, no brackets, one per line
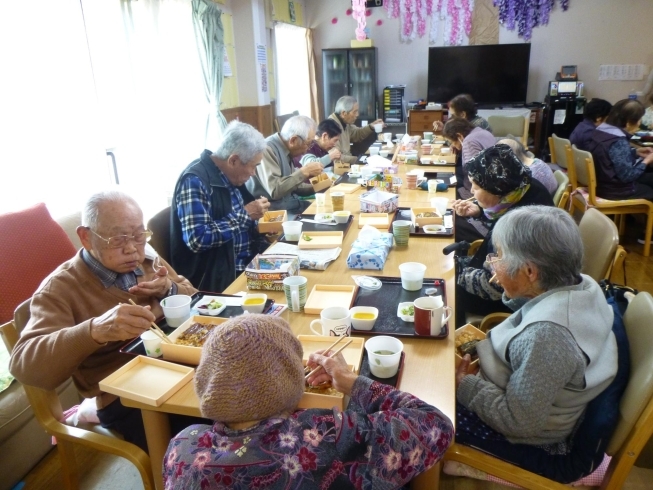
274,23,311,117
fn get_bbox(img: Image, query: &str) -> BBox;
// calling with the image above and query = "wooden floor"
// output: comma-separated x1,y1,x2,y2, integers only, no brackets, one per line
18,230,653,490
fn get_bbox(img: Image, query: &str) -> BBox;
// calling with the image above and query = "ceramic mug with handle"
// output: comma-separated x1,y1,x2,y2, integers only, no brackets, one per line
414,296,452,336
309,306,351,336
282,276,307,313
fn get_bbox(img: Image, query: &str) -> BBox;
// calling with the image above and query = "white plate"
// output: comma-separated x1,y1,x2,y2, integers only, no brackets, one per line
397,302,415,322
314,212,335,223
423,225,446,234
195,298,227,316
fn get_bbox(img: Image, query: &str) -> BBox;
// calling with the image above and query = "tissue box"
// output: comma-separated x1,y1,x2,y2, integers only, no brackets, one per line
346,233,393,270
245,254,299,291
360,190,399,213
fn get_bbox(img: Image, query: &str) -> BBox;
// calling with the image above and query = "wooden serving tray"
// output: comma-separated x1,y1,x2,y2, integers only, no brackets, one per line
304,284,358,315
298,335,365,372
99,356,194,407
392,208,454,237
297,231,344,249
161,315,229,365
358,212,391,229
330,183,361,194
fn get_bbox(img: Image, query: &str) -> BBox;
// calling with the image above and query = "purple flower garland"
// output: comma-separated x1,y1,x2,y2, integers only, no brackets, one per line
493,0,570,40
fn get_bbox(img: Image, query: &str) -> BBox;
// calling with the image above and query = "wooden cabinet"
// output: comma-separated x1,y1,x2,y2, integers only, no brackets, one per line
408,110,443,135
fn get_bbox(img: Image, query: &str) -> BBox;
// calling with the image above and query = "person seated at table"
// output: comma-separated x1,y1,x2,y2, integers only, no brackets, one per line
247,115,324,214
328,95,385,164
642,88,653,130
498,137,558,195
172,121,271,293
163,314,454,490
9,190,198,450
442,116,496,202
433,94,492,133
586,98,653,202
569,98,612,151
455,206,618,483
293,118,342,169
451,144,554,327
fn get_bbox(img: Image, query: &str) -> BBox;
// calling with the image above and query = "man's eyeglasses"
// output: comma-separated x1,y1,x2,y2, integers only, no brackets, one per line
486,252,503,271
88,229,153,249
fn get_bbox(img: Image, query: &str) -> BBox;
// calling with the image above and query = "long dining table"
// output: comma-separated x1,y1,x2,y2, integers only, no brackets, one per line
120,161,458,490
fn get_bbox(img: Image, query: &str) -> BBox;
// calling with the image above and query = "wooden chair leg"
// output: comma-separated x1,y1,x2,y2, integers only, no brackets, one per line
644,214,653,257
618,215,626,235
57,440,80,490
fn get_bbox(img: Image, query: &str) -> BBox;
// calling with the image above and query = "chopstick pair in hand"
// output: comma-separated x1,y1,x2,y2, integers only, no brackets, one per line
304,335,353,380
127,298,172,344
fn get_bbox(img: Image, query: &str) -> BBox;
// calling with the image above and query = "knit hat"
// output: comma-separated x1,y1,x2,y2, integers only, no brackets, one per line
466,144,532,196
194,314,305,423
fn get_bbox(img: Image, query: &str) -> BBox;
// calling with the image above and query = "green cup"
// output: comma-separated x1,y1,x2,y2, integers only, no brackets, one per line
393,220,411,246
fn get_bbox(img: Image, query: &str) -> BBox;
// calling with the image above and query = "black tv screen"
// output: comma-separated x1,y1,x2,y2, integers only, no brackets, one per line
427,44,531,106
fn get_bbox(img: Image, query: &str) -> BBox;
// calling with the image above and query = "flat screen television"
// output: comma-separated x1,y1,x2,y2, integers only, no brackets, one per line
427,44,531,106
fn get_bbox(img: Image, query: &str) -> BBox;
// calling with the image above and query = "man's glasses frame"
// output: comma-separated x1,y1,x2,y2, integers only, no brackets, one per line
88,228,153,249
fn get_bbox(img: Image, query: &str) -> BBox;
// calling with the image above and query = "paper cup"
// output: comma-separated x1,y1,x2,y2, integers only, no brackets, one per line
140,330,163,358
431,197,448,215
161,295,192,328
427,179,439,193
373,123,383,133
282,221,303,241
383,132,392,142
365,336,403,378
399,262,426,291
315,193,326,207
369,146,380,156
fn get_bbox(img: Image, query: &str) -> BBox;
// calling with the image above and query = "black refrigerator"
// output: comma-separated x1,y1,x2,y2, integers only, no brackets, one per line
541,95,586,160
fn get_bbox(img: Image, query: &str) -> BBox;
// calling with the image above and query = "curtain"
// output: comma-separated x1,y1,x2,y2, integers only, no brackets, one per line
306,28,320,121
192,0,228,150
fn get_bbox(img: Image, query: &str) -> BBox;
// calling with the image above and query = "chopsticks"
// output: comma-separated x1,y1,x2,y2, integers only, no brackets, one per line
305,336,353,380
264,211,272,222
489,273,498,284
462,196,476,202
128,299,172,343
303,335,345,374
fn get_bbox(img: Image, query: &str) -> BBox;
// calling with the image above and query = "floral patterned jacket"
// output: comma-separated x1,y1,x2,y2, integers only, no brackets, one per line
163,377,454,489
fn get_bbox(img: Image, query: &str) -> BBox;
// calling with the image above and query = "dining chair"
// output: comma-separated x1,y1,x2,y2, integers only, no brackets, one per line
549,133,572,171
553,170,571,209
275,110,300,133
487,115,529,146
447,291,653,490
570,145,653,256
0,300,155,490
146,206,171,264
579,208,619,282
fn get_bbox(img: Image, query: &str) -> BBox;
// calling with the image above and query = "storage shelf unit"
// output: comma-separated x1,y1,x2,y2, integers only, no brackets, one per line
383,85,405,123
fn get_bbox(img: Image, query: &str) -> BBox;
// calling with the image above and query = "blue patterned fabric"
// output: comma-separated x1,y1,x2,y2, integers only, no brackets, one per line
346,233,393,270
81,249,143,291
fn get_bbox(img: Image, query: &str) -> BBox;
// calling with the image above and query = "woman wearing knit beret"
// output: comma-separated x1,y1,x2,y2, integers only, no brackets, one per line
450,144,554,327
163,315,454,489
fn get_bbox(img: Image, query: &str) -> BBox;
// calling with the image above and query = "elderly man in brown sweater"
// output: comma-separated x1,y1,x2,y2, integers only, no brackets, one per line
9,190,198,450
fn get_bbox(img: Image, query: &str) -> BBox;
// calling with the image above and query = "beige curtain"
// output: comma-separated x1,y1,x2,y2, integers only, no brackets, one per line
306,28,320,121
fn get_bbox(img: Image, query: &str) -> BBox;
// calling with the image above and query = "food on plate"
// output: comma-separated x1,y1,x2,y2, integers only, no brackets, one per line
197,299,222,310
352,312,375,320
302,234,313,241
175,322,220,347
266,214,283,222
304,380,340,396
455,331,482,361
243,297,265,305
401,305,415,316
415,212,439,218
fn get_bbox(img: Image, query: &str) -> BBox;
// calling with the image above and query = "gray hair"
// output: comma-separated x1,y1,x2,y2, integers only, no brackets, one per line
498,137,531,162
82,190,140,230
215,121,267,163
280,115,317,141
492,206,583,291
334,95,358,114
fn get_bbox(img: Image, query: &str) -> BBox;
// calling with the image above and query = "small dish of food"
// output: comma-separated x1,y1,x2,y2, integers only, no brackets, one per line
241,293,268,314
196,298,226,316
333,210,351,224
314,212,335,224
423,224,446,234
349,306,378,331
397,302,415,322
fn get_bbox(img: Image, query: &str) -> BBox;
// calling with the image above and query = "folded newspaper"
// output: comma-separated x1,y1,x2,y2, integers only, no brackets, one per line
264,242,341,270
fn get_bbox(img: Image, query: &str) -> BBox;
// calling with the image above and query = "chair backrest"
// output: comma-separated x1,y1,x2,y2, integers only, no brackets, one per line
147,206,171,264
552,170,570,206
607,292,653,457
487,115,528,145
551,133,571,170
571,145,592,189
578,208,619,281
275,110,300,133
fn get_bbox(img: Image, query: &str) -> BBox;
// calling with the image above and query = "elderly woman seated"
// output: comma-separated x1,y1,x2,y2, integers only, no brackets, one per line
163,315,454,489
451,144,554,327
455,206,618,482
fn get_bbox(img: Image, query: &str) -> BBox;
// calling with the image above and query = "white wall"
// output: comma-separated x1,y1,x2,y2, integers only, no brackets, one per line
306,0,653,116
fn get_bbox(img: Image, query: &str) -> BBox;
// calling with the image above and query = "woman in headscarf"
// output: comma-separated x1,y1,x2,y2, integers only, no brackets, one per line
451,144,554,328
454,206,618,483
163,315,454,490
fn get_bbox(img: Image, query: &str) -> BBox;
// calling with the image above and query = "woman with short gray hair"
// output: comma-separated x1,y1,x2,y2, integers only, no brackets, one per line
498,138,558,195
454,205,618,482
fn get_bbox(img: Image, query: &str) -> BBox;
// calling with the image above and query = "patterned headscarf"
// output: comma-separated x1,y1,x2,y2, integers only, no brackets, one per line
466,144,532,196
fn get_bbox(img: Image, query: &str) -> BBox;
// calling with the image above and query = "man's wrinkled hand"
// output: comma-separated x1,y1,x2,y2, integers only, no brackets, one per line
305,351,357,395
328,148,341,161
129,266,171,299
244,197,270,220
90,304,156,344
301,161,324,178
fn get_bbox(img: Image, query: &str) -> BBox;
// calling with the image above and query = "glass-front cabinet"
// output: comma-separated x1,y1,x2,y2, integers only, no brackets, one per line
322,48,377,123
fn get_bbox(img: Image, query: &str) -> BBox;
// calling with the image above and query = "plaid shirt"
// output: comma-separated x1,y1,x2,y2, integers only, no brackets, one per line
175,172,255,272
81,249,143,291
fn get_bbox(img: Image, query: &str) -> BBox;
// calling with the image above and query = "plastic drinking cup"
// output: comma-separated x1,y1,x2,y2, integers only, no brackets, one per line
373,123,383,133
431,197,448,215
364,336,403,378
398,262,427,291
315,193,326,207
140,330,163,358
161,295,192,328
282,221,303,241
427,180,439,193
331,192,345,211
